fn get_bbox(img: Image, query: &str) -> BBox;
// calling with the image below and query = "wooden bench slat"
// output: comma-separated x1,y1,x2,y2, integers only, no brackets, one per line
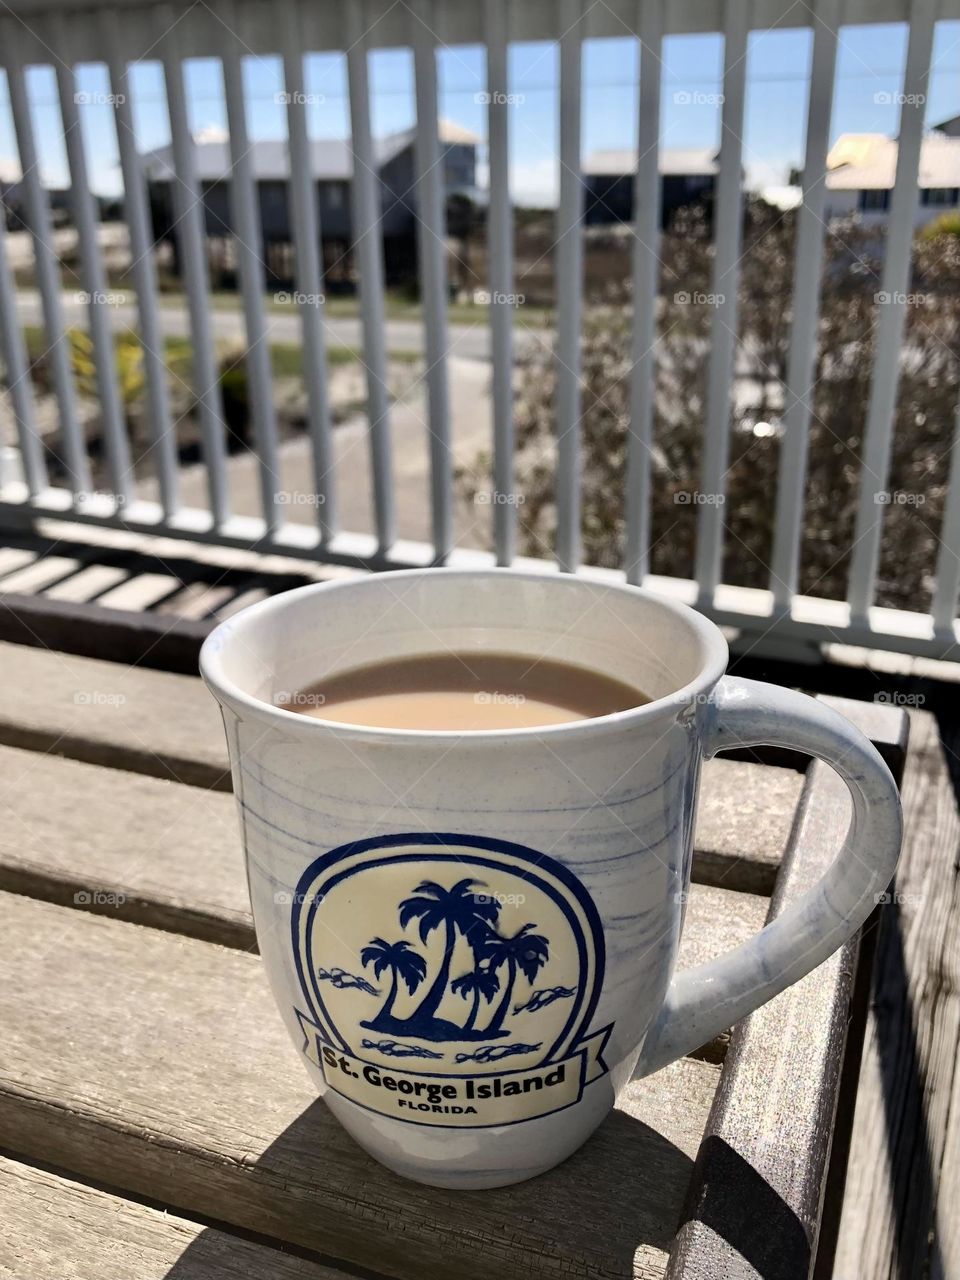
832,708,959,1279
0,639,227,788
667,697,908,1280
0,743,250,947
0,1154,351,1280
0,744,770,978
0,889,718,1280
0,639,803,894
696,759,804,895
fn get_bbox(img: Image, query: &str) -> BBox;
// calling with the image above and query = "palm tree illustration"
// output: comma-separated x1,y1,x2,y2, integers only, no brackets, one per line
398,879,501,1029
482,924,550,1035
451,965,501,1032
360,938,427,1031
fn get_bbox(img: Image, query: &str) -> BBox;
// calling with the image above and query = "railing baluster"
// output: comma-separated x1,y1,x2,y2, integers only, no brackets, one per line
933,405,960,633
693,0,748,603
846,0,936,619
158,5,230,528
345,0,395,556
281,0,337,542
220,0,282,536
624,0,663,586
104,11,179,519
0,184,46,495
484,0,514,565
555,0,584,573
411,0,452,562
3,25,90,496
769,0,838,609
54,31,133,505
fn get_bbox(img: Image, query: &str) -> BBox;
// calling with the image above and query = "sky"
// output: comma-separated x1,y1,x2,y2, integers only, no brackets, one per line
0,19,957,205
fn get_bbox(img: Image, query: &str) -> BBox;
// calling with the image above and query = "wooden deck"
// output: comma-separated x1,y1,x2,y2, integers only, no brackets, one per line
0,536,957,1278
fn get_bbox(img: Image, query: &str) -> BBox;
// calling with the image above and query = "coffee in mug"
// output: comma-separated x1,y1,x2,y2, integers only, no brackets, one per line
283,651,650,730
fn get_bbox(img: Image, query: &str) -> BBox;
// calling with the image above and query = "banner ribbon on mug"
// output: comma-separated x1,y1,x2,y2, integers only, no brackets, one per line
296,1011,613,1128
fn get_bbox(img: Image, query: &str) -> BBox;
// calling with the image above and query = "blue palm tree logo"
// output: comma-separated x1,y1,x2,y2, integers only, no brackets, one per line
451,966,501,1032
357,877,552,1043
478,924,550,1035
359,938,427,1023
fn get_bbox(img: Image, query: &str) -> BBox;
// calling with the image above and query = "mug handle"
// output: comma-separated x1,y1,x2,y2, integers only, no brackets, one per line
633,676,902,1078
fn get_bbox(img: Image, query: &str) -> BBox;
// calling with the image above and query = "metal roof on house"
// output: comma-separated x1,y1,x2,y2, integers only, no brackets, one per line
141,120,480,182
582,147,718,177
826,132,960,189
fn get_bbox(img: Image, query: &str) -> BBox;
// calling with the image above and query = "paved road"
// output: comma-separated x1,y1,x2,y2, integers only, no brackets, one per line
14,289,549,363
137,356,496,549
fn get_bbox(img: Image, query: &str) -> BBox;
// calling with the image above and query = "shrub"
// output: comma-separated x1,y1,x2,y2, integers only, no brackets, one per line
462,200,960,613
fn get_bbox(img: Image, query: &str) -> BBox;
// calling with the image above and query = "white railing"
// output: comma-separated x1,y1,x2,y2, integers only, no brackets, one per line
0,0,959,660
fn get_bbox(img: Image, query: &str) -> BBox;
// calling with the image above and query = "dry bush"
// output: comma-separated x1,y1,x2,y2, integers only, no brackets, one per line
461,199,960,611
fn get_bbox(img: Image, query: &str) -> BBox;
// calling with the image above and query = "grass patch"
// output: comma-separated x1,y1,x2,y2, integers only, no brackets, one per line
154,289,554,329
22,325,419,395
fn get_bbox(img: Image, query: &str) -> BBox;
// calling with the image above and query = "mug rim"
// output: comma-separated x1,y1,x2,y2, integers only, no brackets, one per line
199,568,729,745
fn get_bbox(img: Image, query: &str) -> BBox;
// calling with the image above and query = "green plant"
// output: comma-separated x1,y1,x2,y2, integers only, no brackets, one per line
68,329,146,412
217,347,251,446
921,210,960,241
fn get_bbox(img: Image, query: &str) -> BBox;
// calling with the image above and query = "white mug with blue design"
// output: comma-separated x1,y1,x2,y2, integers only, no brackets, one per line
200,569,902,1189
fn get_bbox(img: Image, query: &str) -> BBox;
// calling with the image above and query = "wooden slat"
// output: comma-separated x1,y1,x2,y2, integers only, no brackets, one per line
0,889,720,1280
0,555,82,594
0,1154,350,1280
42,565,127,602
0,547,37,577
0,739,770,970
0,639,226,786
667,697,908,1280
695,758,804,894
0,593,208,673
0,639,802,883
832,709,959,1279
0,637,803,839
0,742,260,946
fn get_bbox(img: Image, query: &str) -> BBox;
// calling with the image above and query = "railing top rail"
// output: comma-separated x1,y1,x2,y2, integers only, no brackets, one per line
2,0,959,64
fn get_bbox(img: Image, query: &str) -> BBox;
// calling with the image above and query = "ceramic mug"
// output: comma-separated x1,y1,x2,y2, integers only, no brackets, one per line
200,569,902,1190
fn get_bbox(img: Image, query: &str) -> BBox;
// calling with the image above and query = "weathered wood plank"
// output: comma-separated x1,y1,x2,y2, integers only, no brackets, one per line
0,735,770,959
0,596,212,677
695,759,803,895
0,889,718,1280
832,709,959,1279
43,564,128,603
0,1154,351,1280
0,640,801,892
0,639,227,786
668,698,908,1280
0,743,249,947
0,744,767,1046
